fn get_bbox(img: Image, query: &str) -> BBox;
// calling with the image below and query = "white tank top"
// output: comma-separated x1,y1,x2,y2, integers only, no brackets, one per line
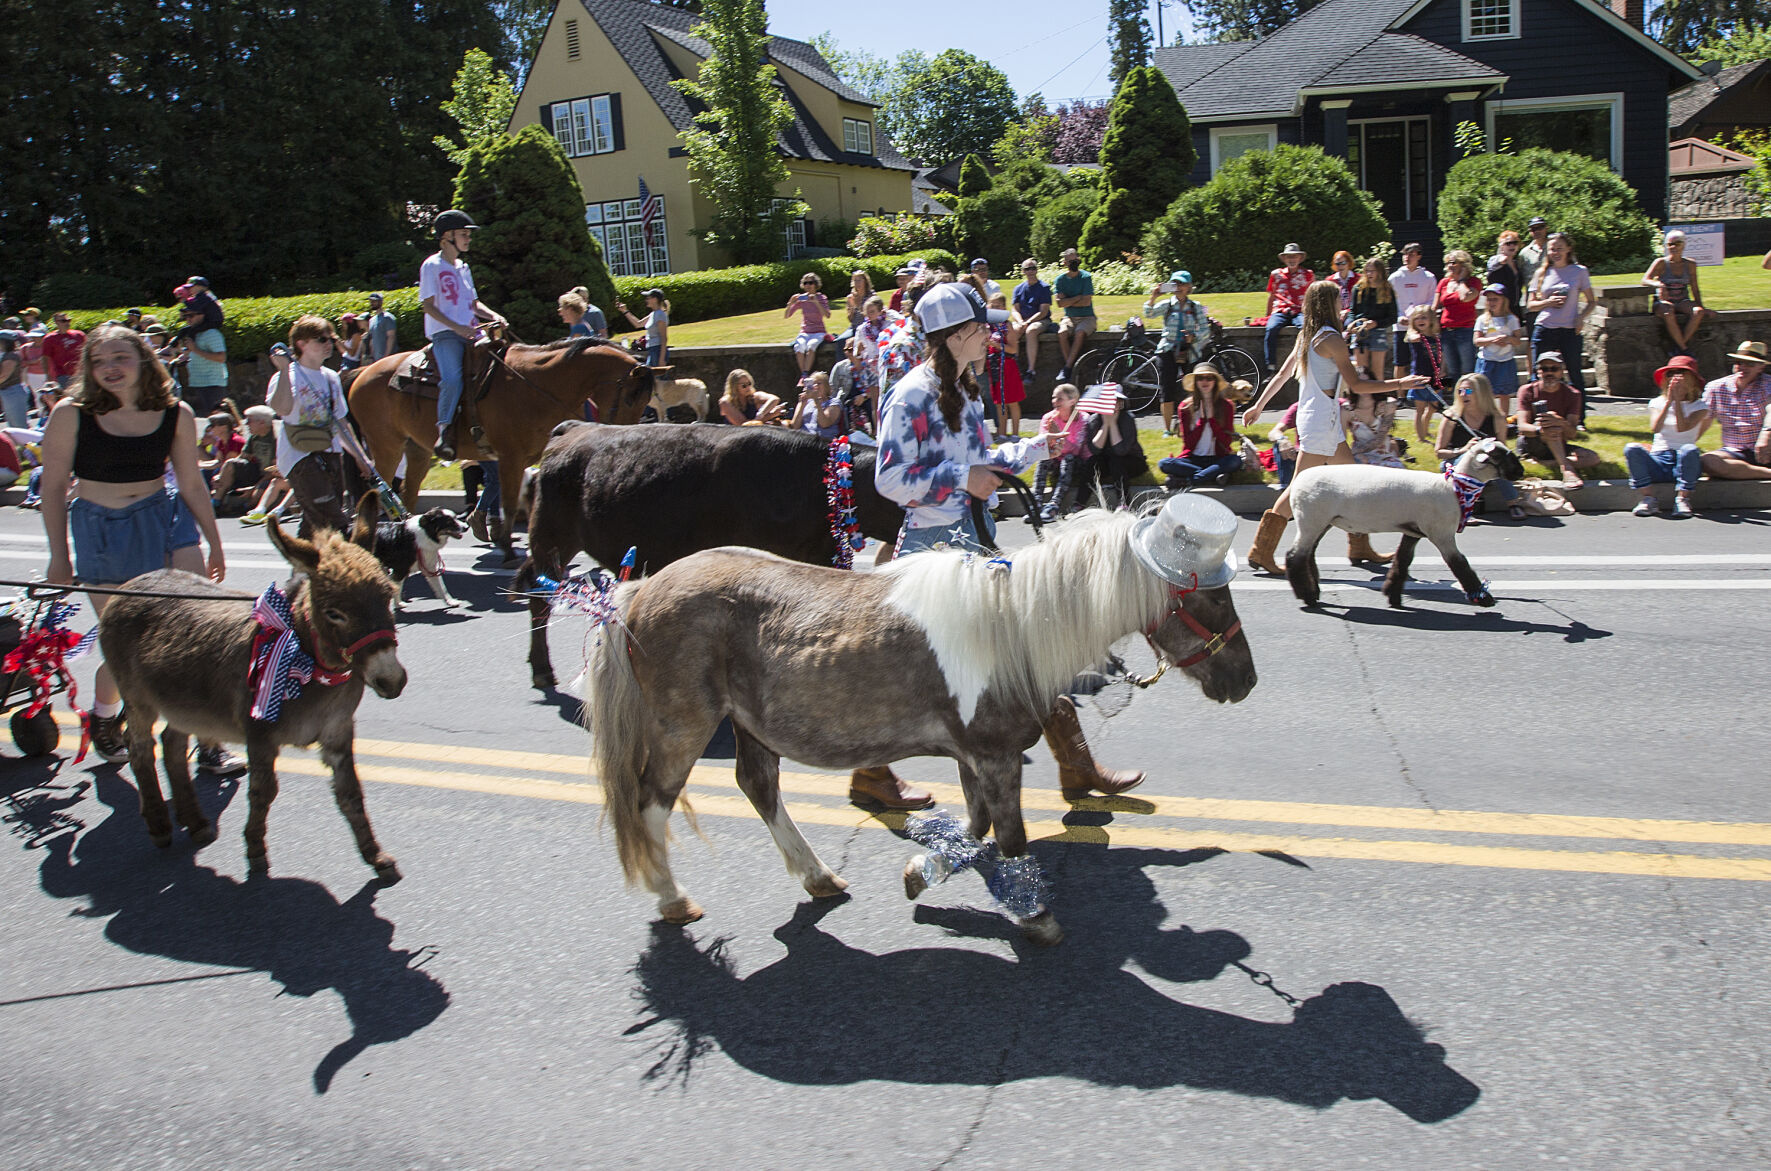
1302,326,1341,398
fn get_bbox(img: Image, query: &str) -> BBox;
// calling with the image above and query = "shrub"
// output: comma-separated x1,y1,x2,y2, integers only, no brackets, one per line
27,272,148,312
1078,66,1195,268
814,216,857,251
848,216,943,258
957,154,993,198
61,288,425,364
1140,145,1389,289
1437,149,1661,274
953,187,1031,273
454,124,618,340
1029,188,1100,263
350,241,426,288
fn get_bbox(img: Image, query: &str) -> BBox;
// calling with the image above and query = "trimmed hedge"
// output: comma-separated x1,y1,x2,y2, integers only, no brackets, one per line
55,249,966,361
63,288,424,363
609,250,962,325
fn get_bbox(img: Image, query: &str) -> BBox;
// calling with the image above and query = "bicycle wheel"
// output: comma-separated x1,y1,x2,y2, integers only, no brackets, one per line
1209,345,1262,398
1070,345,1110,390
1100,350,1164,414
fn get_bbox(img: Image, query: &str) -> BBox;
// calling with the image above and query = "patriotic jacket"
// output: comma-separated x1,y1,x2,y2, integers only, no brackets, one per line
874,314,927,405
855,309,903,393
875,362,1042,529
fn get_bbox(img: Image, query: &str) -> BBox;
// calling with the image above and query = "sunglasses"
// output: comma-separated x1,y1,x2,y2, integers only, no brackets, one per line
1537,364,1564,371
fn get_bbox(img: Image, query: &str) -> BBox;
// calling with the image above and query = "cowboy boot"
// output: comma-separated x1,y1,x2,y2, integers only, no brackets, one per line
1246,509,1288,576
1045,695,1145,801
849,766,934,811
1347,532,1394,565
466,509,490,543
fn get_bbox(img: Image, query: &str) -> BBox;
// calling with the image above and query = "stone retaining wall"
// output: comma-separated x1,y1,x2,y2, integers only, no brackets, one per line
1589,283,1771,396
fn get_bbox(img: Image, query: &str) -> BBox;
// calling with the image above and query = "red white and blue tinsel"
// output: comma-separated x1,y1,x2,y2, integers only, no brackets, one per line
1,598,92,761
1441,462,1486,533
904,809,1050,920
824,436,864,570
248,582,350,721
531,546,637,624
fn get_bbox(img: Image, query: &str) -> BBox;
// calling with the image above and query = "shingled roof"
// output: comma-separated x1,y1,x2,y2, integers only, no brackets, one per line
1154,0,1503,118
1668,59,1771,131
576,0,912,171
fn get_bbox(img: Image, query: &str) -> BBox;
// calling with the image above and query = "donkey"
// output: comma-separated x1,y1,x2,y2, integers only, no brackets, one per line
98,498,407,880
587,508,1256,944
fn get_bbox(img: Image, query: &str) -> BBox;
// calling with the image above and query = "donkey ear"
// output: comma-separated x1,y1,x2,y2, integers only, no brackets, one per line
350,491,380,550
266,516,320,576
1475,452,1490,464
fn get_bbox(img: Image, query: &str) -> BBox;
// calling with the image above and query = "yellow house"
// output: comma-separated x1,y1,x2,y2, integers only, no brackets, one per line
511,0,919,275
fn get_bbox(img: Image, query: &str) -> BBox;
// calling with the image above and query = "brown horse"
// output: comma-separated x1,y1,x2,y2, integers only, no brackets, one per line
347,336,654,559
587,509,1256,945
98,499,408,880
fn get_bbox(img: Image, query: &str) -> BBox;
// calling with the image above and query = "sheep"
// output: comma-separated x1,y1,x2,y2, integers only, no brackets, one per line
649,373,709,422
1285,437,1525,610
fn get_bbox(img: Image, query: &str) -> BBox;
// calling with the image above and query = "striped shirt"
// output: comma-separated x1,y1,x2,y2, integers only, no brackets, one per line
1704,371,1771,449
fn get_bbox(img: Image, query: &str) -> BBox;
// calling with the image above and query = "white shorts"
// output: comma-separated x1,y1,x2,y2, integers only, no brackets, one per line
25,372,46,391
1295,389,1343,457
792,333,827,354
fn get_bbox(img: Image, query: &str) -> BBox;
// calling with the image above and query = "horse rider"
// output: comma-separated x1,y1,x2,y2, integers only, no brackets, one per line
421,209,507,460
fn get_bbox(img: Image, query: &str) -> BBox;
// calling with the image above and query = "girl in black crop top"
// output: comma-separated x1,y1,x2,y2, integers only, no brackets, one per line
36,324,227,756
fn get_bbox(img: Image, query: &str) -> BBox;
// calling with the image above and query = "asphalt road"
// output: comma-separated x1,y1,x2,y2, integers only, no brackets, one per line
2,502,1769,1169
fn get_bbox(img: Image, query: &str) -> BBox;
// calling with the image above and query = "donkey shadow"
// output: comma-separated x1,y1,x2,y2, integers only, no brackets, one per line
32,769,449,1093
1327,601,1612,643
628,838,1480,1123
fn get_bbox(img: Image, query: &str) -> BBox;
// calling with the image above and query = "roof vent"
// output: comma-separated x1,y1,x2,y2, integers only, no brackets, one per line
566,19,581,60
1699,59,1723,76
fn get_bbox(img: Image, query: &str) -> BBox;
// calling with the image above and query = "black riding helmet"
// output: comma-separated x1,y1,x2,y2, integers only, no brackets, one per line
434,209,479,235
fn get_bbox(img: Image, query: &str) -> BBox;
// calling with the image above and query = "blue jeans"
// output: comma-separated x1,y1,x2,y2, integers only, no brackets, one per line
479,460,501,517
0,384,30,428
431,330,469,432
1275,446,1297,488
1264,311,1302,373
1481,477,1521,505
1158,452,1243,483
1625,442,1701,492
1440,327,1475,383
895,509,993,557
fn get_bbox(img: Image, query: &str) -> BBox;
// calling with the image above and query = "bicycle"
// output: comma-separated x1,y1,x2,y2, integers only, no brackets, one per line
1085,320,1263,415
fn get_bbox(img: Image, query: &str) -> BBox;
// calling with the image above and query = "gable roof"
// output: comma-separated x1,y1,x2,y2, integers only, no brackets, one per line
1669,59,1771,131
1669,136,1759,176
571,0,912,171
1156,0,1697,120
1390,0,1702,80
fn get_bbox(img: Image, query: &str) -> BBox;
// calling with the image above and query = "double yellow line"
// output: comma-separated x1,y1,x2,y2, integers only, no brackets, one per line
246,736,1771,884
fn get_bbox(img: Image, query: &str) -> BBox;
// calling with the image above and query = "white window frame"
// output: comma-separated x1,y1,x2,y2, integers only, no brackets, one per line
1485,92,1624,171
842,118,874,155
1462,0,1518,41
549,94,618,158
586,196,670,276
1209,124,1277,174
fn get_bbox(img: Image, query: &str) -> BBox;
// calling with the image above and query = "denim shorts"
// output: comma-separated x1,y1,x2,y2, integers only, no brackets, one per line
645,345,663,366
168,491,200,549
1476,356,1518,397
69,492,174,585
894,509,994,557
1352,328,1390,353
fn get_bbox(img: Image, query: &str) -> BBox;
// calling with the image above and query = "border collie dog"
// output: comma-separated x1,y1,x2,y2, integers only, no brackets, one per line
374,508,469,609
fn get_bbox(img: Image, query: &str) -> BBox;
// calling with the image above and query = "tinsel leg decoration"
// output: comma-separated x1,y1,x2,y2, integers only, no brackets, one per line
904,810,1050,920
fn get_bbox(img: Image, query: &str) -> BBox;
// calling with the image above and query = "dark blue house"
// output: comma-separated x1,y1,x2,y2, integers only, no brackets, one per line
1154,0,1702,250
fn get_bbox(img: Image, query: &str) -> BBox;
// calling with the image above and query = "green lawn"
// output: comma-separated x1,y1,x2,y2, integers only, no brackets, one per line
657,255,1769,349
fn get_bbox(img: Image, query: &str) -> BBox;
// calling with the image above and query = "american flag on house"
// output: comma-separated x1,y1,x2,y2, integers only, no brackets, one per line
1076,383,1126,416
638,177,661,248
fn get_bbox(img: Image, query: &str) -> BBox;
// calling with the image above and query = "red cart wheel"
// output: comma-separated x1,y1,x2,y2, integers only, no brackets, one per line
12,709,60,757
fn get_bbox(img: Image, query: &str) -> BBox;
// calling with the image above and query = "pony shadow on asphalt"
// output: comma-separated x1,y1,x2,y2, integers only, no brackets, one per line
627,825,1480,1123
27,768,448,1093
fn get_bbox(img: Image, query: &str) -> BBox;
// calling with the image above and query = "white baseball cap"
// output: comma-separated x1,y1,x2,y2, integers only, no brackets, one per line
913,283,1009,332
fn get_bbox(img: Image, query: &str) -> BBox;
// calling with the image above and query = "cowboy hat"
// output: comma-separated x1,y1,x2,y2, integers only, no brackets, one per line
1182,363,1225,394
1132,493,1239,590
1653,354,1702,388
1278,243,1306,257
1727,340,1768,364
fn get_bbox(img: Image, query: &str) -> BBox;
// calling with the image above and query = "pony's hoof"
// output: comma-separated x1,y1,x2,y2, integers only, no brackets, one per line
658,897,704,924
188,822,217,847
1021,912,1064,947
903,857,929,901
1469,591,1496,608
532,672,555,691
1387,596,1406,610
803,872,848,899
372,856,403,884
246,852,269,873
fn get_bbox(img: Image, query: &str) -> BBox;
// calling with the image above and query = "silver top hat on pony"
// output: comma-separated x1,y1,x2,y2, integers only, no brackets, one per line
1131,493,1239,589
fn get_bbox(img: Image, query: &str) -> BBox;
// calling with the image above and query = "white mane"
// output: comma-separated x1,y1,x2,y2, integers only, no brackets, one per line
881,511,1169,724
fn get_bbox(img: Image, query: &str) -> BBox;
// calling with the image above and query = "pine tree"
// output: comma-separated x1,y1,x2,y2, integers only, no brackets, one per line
454,125,618,340
435,49,519,167
958,155,993,198
672,0,802,264
1078,66,1197,268
1108,0,1154,89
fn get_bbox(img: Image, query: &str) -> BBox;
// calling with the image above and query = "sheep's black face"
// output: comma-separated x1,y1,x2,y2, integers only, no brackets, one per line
1493,447,1525,480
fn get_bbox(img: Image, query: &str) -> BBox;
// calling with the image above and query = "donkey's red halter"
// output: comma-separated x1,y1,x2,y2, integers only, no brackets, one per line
343,628,398,662
1135,576,1242,685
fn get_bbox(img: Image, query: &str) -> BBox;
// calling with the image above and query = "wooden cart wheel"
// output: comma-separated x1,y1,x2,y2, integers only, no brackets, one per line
12,708,60,757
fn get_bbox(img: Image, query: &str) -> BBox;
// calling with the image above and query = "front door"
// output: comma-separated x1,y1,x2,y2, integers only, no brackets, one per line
1349,118,1431,221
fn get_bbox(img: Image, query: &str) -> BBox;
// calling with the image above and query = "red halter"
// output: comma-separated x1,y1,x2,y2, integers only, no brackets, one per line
343,628,398,662
1142,576,1243,675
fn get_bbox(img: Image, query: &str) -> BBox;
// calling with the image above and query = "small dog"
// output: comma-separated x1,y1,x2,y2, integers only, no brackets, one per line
373,507,469,609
